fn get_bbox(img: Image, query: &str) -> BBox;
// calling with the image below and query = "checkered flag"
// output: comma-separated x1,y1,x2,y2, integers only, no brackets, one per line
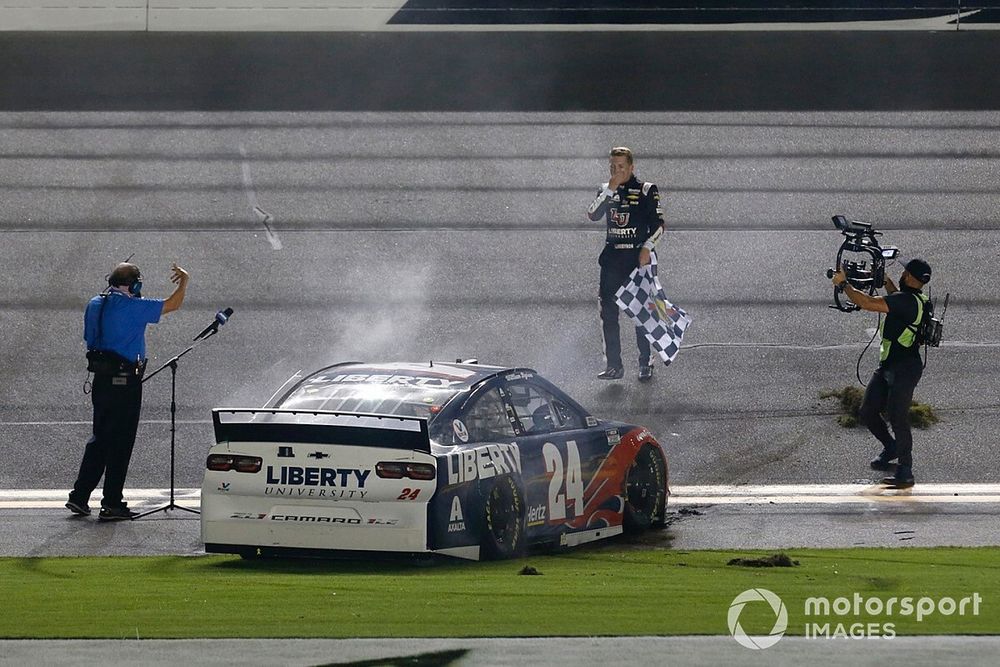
614,252,692,366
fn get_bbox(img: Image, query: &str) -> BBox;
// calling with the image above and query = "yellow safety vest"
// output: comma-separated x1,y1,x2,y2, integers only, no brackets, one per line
879,292,928,362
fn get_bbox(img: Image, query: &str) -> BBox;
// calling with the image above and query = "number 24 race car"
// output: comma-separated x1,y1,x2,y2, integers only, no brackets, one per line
202,361,670,560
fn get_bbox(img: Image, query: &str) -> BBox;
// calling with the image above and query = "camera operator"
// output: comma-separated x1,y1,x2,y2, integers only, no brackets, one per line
831,258,932,488
587,146,666,382
66,262,189,521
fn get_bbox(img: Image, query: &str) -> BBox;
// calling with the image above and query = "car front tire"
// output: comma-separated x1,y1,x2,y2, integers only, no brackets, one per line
480,475,525,560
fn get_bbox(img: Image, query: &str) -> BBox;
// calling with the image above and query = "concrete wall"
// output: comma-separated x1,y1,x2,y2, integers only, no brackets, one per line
2,31,1000,111
1,1,996,31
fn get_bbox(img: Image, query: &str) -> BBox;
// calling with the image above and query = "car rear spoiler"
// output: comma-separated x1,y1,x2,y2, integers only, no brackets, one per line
212,409,430,453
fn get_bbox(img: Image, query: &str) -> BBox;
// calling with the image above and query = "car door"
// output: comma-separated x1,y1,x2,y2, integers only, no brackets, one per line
498,376,617,543
429,380,523,553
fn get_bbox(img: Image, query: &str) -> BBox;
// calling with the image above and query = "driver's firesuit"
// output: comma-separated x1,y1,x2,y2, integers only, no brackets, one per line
587,174,665,371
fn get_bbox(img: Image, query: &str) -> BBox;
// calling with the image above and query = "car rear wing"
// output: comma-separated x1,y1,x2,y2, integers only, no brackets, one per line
212,409,430,453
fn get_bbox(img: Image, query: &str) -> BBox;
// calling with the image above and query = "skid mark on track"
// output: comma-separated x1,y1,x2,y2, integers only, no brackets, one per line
240,144,282,250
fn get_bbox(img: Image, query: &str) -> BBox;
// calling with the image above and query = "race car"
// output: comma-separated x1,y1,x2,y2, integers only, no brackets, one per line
202,361,669,560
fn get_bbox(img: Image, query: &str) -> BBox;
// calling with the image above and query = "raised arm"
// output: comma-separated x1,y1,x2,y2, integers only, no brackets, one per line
161,263,190,315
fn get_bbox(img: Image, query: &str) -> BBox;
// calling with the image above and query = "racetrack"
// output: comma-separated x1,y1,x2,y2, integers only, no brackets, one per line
1,110,998,494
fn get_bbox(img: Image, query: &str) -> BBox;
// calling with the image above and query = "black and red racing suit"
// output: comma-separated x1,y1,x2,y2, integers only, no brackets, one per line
587,174,666,370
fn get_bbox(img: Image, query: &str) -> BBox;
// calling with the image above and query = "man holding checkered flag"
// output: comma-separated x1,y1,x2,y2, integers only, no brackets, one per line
587,146,668,382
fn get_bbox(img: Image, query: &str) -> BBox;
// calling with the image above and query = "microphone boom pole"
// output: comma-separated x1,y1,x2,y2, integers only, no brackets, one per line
135,307,234,519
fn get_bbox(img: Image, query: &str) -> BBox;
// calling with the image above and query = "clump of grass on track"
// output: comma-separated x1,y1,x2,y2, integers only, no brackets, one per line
820,387,940,428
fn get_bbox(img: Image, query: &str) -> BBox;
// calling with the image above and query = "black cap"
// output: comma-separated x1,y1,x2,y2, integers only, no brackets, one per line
905,258,932,284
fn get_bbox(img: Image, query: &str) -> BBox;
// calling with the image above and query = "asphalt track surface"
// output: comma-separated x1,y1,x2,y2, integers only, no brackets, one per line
5,637,1000,667
2,109,999,495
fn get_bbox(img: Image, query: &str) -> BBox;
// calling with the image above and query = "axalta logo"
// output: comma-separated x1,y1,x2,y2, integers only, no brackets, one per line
728,588,788,650
266,465,371,488
445,443,522,485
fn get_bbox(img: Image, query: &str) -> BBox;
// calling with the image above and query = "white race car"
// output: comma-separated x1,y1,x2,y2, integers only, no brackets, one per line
202,361,669,560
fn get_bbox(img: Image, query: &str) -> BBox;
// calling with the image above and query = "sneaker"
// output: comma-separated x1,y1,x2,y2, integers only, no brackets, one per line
870,455,898,472
597,366,624,380
65,499,92,516
881,466,915,489
638,365,654,382
98,505,138,521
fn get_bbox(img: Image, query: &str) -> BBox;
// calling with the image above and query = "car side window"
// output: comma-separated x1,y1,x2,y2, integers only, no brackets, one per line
462,388,516,442
506,381,585,435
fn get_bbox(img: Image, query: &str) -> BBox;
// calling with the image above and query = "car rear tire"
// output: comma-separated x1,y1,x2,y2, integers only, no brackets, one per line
623,445,667,534
481,476,525,560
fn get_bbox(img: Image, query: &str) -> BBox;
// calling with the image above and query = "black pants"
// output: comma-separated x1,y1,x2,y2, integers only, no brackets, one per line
599,246,651,369
858,357,923,468
70,373,143,508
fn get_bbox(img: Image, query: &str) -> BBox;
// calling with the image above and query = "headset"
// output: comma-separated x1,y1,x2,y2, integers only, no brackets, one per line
107,264,143,298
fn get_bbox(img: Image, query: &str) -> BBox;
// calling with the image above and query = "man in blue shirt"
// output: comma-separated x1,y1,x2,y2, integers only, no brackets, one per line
67,262,189,520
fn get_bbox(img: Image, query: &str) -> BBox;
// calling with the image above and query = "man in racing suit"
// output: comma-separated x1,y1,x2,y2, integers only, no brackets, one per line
831,258,933,488
587,146,665,382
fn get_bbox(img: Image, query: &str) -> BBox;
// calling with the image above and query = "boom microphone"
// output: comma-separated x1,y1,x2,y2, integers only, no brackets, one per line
194,307,234,341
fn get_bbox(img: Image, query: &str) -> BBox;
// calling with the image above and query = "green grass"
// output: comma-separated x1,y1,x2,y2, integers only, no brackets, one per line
4,546,998,639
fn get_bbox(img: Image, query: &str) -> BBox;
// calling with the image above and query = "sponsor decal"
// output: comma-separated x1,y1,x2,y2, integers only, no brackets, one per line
266,465,371,488
448,496,466,532
504,371,534,381
277,446,294,458
307,451,330,459
607,226,637,238
305,374,465,389
445,443,522,485
264,465,372,499
610,210,631,228
453,419,470,443
606,429,621,445
585,416,598,427
526,503,547,526
265,488,368,499
217,482,231,492
271,514,362,524
231,511,397,525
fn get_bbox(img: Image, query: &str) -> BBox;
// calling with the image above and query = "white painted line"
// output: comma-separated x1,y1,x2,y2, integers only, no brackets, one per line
0,420,212,426
4,484,1000,510
669,483,1000,505
0,488,201,510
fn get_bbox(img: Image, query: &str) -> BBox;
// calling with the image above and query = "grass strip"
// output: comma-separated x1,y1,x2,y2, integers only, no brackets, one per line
3,546,998,639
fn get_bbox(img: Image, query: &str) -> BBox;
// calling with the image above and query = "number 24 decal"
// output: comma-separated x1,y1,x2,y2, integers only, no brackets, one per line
397,488,420,500
542,440,583,521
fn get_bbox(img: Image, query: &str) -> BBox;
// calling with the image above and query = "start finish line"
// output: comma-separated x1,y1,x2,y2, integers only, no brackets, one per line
4,484,1000,509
